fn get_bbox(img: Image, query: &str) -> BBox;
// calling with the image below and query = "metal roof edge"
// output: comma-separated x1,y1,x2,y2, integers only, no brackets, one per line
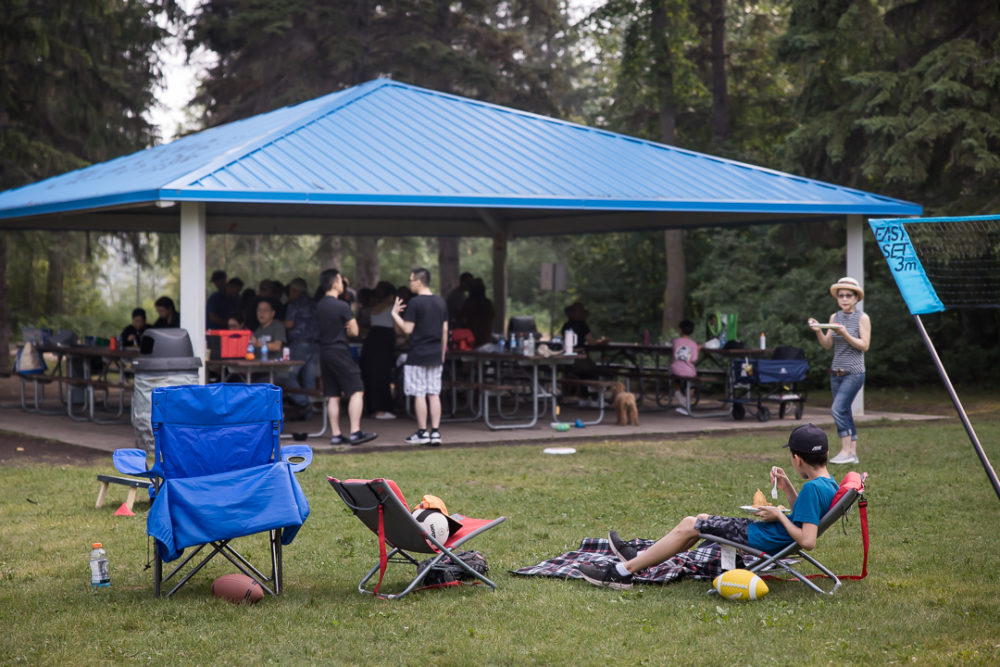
157,188,924,214
162,79,393,190
0,191,164,221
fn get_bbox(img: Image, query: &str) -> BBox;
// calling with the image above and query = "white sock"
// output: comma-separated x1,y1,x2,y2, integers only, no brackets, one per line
615,562,631,577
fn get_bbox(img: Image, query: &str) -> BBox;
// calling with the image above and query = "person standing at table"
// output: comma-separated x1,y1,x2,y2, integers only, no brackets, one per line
283,277,319,420
361,281,398,420
206,270,229,328
807,277,871,465
317,268,377,446
120,308,147,347
391,267,448,446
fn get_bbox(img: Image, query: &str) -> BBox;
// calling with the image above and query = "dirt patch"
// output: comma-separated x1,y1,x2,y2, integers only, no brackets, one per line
0,430,108,467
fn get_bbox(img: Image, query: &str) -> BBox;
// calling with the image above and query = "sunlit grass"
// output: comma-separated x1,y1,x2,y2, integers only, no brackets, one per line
2,411,1000,665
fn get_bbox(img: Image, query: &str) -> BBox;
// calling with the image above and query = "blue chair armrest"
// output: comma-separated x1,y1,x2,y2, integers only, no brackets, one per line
281,445,313,473
113,448,151,476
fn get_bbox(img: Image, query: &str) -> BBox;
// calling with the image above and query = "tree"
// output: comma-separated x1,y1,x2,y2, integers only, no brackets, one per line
190,0,576,304
0,0,178,364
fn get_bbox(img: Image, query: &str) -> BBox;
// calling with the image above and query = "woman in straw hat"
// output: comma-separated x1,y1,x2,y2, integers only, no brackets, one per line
807,277,871,464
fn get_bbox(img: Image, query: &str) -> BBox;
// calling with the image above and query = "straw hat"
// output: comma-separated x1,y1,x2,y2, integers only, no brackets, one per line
830,277,864,300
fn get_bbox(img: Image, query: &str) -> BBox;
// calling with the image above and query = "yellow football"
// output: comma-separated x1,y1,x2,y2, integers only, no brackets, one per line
713,568,769,601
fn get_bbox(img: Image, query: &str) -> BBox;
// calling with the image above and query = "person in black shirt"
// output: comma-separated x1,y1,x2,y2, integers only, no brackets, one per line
391,267,448,446
316,268,376,446
151,296,180,328
120,308,147,348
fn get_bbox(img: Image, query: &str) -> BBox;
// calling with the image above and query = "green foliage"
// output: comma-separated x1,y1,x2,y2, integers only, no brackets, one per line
779,0,1000,214
190,0,575,126
3,414,1000,663
0,0,177,188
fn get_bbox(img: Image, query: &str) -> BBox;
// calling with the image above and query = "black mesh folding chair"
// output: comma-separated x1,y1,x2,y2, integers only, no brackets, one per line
329,477,506,599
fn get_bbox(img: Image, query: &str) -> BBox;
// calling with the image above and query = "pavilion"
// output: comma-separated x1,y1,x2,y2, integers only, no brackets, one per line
0,77,921,392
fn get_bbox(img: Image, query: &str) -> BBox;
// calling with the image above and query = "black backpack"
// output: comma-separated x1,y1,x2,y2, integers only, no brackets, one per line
417,550,489,586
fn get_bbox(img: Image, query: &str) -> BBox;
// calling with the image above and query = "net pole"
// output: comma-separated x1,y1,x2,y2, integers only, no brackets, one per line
913,314,1000,501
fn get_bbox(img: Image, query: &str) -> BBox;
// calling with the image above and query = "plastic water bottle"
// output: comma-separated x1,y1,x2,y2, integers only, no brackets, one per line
245,341,255,360
90,543,109,588
524,333,535,356
497,337,505,353
509,332,517,354
261,343,269,362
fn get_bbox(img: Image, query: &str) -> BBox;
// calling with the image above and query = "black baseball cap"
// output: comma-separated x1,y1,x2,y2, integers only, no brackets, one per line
783,423,828,455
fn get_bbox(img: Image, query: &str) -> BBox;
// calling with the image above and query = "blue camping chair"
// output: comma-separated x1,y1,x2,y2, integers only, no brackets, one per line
143,383,311,598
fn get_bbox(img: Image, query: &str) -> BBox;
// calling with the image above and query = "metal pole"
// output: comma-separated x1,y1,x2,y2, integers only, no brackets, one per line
914,314,1000,501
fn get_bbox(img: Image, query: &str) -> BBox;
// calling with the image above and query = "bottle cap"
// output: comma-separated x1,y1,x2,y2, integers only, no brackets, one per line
92,542,102,548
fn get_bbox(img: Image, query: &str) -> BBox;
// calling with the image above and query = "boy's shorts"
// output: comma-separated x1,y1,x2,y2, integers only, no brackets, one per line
693,515,753,544
404,364,442,397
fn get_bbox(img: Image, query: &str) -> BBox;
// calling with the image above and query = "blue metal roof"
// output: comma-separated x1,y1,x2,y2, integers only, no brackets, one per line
0,78,921,225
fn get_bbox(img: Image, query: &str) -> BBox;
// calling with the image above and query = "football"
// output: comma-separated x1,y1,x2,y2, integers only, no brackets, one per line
713,568,769,601
412,508,451,546
211,573,265,604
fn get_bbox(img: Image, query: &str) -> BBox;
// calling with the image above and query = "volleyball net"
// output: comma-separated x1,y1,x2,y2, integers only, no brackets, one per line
870,214,1000,500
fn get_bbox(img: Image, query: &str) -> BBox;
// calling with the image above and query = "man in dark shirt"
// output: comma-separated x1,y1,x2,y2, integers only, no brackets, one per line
391,267,448,446
316,268,376,446
206,270,228,328
283,277,319,419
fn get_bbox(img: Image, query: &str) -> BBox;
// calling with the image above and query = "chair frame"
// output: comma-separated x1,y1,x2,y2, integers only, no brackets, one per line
154,530,283,598
701,486,863,595
329,477,505,600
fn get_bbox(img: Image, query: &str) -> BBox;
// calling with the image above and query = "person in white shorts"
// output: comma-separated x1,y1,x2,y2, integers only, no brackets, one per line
391,267,448,446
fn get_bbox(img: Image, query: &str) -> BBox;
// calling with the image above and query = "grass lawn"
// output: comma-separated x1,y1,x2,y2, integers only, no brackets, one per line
2,401,1000,665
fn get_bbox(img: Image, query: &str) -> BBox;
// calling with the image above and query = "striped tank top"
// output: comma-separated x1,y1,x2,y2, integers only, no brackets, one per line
831,310,865,374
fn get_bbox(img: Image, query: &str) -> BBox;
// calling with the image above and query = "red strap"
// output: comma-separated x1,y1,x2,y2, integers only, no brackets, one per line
838,497,869,580
373,503,388,597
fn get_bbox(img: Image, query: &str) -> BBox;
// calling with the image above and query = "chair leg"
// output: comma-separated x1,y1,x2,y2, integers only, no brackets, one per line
154,542,163,598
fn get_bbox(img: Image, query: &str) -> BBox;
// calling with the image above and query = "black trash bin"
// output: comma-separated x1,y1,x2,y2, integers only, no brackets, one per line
131,329,203,450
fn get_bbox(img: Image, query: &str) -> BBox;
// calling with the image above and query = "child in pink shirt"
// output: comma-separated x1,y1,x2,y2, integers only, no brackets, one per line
671,319,699,413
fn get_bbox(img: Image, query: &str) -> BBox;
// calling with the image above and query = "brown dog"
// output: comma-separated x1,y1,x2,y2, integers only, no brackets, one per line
610,381,639,426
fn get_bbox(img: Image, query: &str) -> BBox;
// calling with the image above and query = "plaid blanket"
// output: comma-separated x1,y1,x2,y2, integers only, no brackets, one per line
512,537,757,584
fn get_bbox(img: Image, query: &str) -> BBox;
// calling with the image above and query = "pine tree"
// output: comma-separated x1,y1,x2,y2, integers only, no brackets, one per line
0,0,177,365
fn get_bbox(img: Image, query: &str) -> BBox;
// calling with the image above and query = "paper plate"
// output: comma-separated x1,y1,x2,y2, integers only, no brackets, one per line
543,447,577,455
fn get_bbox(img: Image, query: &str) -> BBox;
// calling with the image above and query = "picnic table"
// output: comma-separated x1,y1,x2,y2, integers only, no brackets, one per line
22,344,138,423
445,350,584,430
205,358,304,384
581,341,675,407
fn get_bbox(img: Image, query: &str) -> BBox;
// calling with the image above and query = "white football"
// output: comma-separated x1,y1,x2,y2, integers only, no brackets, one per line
713,568,769,601
412,509,450,545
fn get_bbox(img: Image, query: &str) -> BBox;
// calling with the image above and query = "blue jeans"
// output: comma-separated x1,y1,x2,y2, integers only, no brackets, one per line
285,342,319,407
830,372,865,440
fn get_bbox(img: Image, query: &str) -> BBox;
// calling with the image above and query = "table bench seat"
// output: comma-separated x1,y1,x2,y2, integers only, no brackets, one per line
95,474,153,512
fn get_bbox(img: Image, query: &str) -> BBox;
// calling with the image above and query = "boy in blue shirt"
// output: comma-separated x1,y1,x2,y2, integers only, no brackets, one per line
578,423,838,590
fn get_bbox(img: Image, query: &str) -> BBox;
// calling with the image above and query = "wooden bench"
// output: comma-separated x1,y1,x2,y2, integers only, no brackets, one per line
95,474,153,512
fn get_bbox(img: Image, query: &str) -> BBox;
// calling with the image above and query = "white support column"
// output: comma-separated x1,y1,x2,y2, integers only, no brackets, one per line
846,214,864,416
180,202,207,384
